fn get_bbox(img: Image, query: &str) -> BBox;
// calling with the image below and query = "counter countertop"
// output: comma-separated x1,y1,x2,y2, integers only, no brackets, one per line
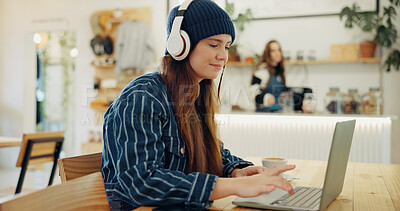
220,110,398,120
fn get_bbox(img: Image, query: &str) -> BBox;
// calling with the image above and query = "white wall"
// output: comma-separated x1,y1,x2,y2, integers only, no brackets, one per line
383,70,400,163
0,0,399,163
0,0,168,167
218,3,381,110
0,0,25,137
221,8,400,163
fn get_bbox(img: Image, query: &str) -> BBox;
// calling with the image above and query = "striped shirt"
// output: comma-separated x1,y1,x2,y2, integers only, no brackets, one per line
101,71,253,208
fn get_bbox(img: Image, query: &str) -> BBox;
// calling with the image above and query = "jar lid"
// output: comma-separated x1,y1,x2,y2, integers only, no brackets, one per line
348,88,358,93
329,87,340,92
369,87,380,92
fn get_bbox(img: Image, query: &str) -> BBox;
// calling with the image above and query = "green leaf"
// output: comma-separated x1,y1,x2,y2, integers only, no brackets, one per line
386,19,397,43
339,4,362,29
245,8,253,19
228,44,238,54
376,25,392,47
232,7,253,33
383,6,396,19
359,12,378,32
384,49,400,71
389,0,400,6
352,3,361,12
225,1,235,18
339,7,351,20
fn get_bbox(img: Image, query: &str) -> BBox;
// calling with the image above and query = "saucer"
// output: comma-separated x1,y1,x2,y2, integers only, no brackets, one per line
281,173,298,182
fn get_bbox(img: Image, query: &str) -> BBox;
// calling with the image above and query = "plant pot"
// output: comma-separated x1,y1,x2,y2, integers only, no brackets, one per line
359,41,377,58
228,51,240,62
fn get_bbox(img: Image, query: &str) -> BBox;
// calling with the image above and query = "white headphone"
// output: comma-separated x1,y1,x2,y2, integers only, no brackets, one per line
167,0,193,61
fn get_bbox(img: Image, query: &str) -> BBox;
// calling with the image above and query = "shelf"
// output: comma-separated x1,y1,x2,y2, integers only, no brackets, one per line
90,104,109,111
226,61,254,67
91,63,115,69
227,111,397,120
286,58,381,65
227,58,381,67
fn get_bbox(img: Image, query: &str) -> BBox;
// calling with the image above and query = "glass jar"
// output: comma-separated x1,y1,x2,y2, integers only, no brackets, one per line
302,93,316,113
325,87,341,114
278,90,294,113
307,49,316,61
296,50,304,61
341,88,361,114
362,88,383,115
283,50,291,61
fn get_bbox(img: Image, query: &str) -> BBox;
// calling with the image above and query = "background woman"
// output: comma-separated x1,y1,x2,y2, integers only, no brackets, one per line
101,1,295,210
250,40,287,112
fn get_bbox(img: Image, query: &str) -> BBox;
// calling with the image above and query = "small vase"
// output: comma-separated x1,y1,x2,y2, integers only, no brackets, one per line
359,41,377,58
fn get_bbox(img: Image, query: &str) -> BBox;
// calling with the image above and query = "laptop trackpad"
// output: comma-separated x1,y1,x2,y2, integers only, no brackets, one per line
233,187,288,205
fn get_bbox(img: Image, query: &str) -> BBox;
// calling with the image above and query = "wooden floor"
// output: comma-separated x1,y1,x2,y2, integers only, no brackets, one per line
0,187,39,198
0,163,61,199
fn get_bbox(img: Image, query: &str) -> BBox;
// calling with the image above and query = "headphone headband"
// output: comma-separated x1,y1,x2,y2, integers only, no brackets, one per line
178,0,192,11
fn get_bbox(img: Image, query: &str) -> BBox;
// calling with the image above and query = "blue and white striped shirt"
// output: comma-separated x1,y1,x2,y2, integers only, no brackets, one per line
101,71,253,208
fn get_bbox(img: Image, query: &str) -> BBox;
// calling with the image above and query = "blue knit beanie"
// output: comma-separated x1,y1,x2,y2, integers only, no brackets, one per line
165,0,235,55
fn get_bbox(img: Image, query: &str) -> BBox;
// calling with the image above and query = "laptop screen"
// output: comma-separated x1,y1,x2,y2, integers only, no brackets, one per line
319,119,356,210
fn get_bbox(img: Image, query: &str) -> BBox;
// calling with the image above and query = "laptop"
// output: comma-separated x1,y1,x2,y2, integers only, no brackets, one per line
233,119,356,211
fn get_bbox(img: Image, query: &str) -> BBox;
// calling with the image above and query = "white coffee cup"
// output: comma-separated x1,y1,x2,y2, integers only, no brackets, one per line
262,157,288,176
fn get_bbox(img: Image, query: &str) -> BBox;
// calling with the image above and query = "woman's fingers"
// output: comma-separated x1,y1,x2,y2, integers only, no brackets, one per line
234,166,269,177
251,166,268,175
266,176,295,195
263,185,276,192
234,164,293,178
235,173,295,198
263,164,296,176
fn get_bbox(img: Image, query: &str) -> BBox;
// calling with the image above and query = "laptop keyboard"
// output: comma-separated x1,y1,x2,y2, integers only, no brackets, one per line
270,186,322,209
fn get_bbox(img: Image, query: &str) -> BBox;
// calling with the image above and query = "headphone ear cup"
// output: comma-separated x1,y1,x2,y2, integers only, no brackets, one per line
173,30,190,61
167,34,183,58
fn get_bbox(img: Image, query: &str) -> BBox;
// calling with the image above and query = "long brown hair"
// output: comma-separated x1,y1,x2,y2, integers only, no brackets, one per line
252,40,286,87
160,55,223,176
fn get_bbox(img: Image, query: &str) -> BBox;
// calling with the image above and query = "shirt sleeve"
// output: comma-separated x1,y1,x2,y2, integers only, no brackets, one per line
220,143,254,177
111,91,218,208
250,68,272,107
250,68,269,96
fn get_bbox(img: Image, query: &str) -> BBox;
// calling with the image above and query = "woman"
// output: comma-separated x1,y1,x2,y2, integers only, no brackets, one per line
250,40,287,112
101,1,295,210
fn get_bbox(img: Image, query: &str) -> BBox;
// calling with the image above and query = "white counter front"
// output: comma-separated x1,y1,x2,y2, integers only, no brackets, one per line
216,113,393,163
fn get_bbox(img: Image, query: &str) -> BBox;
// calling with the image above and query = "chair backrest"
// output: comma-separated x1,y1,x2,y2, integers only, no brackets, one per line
15,131,64,194
58,151,103,183
16,131,64,167
0,172,110,211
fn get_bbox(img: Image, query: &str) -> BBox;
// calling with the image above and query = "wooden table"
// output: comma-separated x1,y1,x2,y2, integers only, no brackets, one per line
0,136,22,147
134,158,400,211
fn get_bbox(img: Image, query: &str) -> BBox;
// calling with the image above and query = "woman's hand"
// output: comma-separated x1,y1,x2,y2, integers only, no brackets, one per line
231,166,268,177
210,164,296,200
263,93,276,106
234,165,295,198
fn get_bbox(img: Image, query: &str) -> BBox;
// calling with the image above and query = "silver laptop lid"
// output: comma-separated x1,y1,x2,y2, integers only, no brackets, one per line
319,119,356,211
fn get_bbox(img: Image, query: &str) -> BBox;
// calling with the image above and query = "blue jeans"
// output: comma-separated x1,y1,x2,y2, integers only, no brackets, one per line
109,200,135,211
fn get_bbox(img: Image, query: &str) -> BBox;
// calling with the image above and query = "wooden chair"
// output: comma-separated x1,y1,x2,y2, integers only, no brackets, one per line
0,172,110,211
15,131,64,194
58,151,102,183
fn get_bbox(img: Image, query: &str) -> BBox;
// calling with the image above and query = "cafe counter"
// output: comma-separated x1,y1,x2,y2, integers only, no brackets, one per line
215,112,395,163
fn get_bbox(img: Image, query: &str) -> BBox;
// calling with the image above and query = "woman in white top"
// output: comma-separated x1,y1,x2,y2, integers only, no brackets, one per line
250,40,287,112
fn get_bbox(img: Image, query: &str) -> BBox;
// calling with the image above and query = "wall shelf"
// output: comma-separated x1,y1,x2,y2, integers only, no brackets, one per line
226,61,254,67
286,58,381,65
90,105,109,110
227,58,381,67
91,63,115,69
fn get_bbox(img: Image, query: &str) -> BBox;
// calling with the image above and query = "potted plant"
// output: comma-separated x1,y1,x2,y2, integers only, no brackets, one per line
339,1,400,71
225,1,253,62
